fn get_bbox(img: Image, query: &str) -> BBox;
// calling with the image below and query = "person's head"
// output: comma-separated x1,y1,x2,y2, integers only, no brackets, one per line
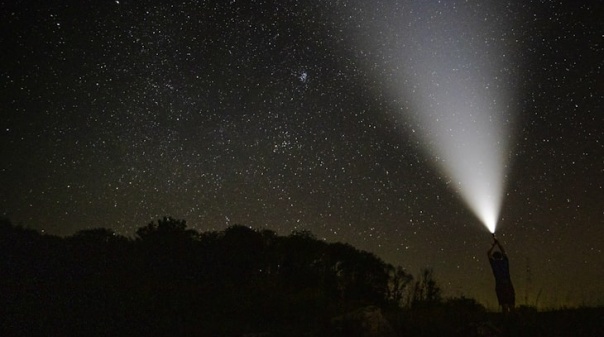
492,251,503,260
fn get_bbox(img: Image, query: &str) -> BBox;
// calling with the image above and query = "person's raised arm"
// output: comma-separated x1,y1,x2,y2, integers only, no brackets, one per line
487,239,497,258
496,239,506,255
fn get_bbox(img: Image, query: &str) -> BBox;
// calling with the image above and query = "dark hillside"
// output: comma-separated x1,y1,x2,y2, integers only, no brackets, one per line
1,218,602,337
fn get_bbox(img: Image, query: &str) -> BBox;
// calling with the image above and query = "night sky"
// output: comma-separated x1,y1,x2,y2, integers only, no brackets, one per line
1,0,602,309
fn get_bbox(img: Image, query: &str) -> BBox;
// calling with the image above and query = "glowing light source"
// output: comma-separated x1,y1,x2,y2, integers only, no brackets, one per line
411,84,509,234
349,1,519,233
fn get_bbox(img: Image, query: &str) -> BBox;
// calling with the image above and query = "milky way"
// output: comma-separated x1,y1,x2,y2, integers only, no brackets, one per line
1,0,603,308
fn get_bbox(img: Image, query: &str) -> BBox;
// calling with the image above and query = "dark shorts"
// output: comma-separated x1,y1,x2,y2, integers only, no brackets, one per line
496,281,515,306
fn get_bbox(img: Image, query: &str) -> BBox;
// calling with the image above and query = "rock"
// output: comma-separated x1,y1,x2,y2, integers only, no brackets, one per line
331,305,396,337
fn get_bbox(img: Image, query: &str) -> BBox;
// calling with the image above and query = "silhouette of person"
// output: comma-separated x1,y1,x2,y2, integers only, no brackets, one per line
487,236,515,314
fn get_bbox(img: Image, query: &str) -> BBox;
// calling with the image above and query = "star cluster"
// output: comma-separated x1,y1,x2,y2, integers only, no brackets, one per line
1,0,602,308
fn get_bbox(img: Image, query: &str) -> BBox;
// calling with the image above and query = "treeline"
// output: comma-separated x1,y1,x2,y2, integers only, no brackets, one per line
0,217,476,337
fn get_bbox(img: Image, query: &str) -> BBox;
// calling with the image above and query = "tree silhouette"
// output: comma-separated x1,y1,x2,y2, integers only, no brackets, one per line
136,216,196,241
0,217,445,336
387,265,414,307
411,268,442,307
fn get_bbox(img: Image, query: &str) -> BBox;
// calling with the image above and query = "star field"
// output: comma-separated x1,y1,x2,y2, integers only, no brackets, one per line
1,0,602,309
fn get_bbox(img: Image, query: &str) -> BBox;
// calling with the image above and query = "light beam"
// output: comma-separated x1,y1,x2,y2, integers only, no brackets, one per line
348,1,520,233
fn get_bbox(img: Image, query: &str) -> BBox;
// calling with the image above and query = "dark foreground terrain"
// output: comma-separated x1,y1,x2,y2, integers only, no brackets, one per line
2,219,602,336
389,305,604,337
